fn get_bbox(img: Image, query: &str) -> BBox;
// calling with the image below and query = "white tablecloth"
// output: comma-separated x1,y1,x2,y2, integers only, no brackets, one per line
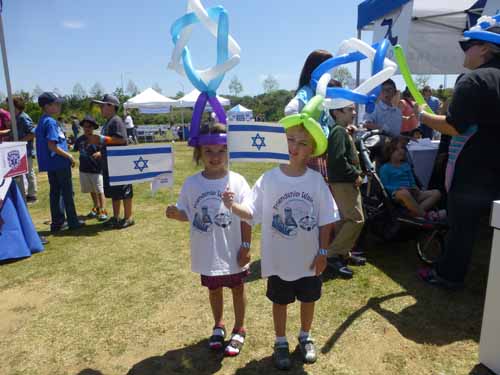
407,140,439,189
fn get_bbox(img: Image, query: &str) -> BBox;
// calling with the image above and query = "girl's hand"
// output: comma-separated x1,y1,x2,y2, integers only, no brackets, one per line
166,204,180,220
238,246,251,267
222,189,235,209
310,255,327,276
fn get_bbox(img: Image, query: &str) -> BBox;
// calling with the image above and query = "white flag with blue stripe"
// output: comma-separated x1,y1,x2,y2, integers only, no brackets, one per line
227,122,289,164
107,144,173,186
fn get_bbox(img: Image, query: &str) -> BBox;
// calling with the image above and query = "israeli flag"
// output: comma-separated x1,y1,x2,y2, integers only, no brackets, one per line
107,144,173,186
227,122,289,164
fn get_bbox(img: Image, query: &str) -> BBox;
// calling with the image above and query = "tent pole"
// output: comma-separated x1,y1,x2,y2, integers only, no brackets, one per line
355,28,361,126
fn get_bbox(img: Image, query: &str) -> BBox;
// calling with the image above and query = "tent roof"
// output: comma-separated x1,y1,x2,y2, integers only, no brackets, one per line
172,89,230,108
228,104,252,113
124,88,176,110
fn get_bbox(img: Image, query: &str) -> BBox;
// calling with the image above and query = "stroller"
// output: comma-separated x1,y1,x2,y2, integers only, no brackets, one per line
355,130,447,265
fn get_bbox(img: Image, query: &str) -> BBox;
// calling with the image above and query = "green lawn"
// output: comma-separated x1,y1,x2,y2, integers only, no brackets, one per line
0,142,493,375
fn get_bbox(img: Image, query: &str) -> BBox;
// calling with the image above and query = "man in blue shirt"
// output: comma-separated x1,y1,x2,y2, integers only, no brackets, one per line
420,86,441,139
35,92,83,232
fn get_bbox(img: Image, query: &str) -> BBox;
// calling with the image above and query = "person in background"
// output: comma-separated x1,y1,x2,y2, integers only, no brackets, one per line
11,96,38,202
0,107,11,142
124,110,137,144
399,88,419,136
363,79,402,138
35,92,84,232
420,85,442,139
284,49,334,177
71,115,80,141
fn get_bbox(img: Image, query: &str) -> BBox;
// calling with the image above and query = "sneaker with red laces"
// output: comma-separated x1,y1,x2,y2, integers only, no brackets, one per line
87,207,98,218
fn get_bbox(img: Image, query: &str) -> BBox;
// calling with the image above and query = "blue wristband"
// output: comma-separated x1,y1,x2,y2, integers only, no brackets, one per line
241,242,251,249
318,248,328,256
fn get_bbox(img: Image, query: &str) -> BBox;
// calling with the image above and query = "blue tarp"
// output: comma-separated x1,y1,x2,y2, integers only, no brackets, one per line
0,180,43,261
357,0,412,29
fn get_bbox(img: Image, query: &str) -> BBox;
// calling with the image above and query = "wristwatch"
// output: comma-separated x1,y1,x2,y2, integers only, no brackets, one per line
318,248,328,256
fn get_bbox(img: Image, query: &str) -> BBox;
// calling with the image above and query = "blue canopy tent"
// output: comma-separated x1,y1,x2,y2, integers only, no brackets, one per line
227,104,254,122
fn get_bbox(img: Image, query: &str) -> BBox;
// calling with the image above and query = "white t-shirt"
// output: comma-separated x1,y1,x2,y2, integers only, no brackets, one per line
124,115,134,129
177,171,251,276
246,167,339,281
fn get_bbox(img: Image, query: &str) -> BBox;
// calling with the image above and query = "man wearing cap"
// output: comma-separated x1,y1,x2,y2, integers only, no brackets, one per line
91,94,134,229
416,16,500,288
35,92,84,232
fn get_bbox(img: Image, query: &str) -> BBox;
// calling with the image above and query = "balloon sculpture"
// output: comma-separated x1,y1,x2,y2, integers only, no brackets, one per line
169,0,241,146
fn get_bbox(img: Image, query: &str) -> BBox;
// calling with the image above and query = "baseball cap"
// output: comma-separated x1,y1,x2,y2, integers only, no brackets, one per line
80,115,99,129
92,94,120,106
38,92,64,107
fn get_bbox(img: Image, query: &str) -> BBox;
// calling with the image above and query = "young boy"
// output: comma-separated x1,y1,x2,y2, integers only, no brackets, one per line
327,104,366,279
35,92,83,232
73,115,108,221
223,120,339,370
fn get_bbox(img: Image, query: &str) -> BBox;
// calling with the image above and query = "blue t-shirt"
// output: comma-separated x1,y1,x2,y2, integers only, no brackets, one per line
379,162,416,195
426,96,441,114
16,112,35,156
35,114,70,172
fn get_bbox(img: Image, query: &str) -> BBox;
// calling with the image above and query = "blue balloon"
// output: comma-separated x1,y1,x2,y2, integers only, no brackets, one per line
370,38,390,97
463,30,500,45
170,6,230,93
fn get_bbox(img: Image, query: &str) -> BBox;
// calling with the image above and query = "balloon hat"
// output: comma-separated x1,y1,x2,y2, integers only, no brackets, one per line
169,0,241,147
310,38,397,113
279,95,328,157
461,14,500,48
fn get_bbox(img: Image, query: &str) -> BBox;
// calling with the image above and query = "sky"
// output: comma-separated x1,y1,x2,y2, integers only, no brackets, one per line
2,0,455,98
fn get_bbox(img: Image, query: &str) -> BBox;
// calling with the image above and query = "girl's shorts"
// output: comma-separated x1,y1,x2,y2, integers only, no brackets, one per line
80,172,104,194
201,270,249,290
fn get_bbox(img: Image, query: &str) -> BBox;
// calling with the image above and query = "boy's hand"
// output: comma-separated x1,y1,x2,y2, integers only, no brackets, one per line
222,189,235,209
92,151,102,160
310,254,327,275
238,246,251,267
354,175,363,188
166,205,181,220
68,154,75,168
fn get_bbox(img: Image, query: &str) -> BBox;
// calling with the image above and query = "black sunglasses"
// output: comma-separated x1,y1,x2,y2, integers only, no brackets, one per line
459,40,484,52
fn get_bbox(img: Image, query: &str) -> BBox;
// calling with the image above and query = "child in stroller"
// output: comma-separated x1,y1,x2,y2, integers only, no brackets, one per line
355,130,447,264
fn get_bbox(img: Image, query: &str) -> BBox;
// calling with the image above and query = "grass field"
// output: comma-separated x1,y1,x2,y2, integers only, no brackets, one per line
0,142,494,375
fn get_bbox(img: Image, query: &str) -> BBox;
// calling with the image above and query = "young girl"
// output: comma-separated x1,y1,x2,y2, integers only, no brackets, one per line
165,123,251,357
379,137,445,221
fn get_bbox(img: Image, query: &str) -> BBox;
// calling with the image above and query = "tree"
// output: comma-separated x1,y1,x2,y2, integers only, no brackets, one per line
126,80,139,96
72,83,87,99
152,82,163,93
53,87,63,97
32,85,43,100
174,91,184,99
262,75,279,93
89,82,104,98
332,67,354,88
228,75,243,96
415,75,431,90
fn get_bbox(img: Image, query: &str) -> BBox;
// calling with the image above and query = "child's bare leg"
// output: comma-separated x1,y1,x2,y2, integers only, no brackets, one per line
416,189,441,212
273,303,287,337
97,192,105,210
90,192,98,208
112,199,121,218
300,302,315,333
231,284,246,330
394,189,425,217
209,287,224,327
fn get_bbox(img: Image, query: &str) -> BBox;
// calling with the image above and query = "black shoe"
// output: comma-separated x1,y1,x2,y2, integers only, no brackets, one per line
327,256,354,279
26,195,38,203
103,217,120,228
118,218,135,229
273,341,291,370
39,235,49,245
348,254,366,266
68,220,86,230
50,222,68,233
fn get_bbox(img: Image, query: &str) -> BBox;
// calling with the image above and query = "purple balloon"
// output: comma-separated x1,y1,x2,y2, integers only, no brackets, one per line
207,96,227,125
188,92,228,147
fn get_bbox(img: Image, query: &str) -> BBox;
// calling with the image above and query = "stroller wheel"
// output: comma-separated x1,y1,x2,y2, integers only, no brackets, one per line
416,230,444,265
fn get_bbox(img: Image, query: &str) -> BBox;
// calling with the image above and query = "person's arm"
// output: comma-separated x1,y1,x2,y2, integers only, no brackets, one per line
327,128,361,183
310,223,334,275
0,129,10,135
417,108,459,136
165,205,189,221
238,222,252,267
48,141,75,167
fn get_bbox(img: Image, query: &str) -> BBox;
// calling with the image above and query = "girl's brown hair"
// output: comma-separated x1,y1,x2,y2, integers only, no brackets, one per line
193,123,227,165
383,136,406,163
296,49,333,93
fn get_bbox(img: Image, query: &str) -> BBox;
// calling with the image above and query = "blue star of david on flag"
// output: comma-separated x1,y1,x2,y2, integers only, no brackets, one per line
251,133,266,151
133,156,149,172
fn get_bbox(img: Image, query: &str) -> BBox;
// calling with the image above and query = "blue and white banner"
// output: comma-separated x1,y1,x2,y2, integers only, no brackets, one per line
107,144,173,186
227,122,289,164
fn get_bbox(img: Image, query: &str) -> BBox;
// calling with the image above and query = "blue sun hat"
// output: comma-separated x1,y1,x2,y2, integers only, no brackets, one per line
460,14,500,51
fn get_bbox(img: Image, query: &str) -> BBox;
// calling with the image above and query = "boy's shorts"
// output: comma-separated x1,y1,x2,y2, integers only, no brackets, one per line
102,169,133,200
79,172,104,194
266,275,322,305
201,270,249,290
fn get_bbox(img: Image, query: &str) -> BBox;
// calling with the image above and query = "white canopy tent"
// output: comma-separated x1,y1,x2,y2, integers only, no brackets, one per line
172,89,231,108
227,104,254,122
123,88,176,113
357,0,499,74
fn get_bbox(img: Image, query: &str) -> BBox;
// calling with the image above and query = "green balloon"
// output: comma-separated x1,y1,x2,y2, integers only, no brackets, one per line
394,45,434,114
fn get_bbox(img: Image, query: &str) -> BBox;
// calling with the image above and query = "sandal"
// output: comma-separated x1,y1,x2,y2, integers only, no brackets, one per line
208,325,226,350
224,330,246,356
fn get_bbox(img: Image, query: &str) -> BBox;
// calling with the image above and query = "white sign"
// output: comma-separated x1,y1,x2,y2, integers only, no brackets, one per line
372,0,413,60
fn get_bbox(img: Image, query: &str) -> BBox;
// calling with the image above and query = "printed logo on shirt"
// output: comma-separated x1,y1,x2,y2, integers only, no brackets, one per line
192,190,232,233
271,191,317,238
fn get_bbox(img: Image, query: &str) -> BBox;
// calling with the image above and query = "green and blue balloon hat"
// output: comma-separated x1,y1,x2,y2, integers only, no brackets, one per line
278,95,328,157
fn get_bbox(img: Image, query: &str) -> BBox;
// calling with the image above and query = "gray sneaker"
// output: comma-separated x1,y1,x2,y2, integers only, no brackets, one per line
298,337,317,364
273,341,291,370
